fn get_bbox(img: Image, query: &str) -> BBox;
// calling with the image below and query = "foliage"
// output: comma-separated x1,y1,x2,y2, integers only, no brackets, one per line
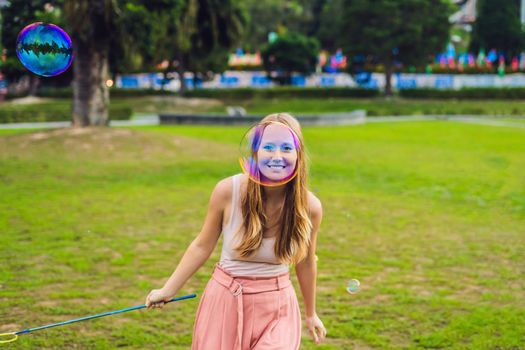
185,0,247,75
469,0,524,58
261,32,319,85
0,0,65,81
336,0,452,95
239,0,323,51
400,87,525,99
27,87,173,98
185,86,378,99
315,0,343,52
0,102,131,123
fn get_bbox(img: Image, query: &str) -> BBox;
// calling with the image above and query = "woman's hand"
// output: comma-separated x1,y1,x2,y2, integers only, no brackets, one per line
306,313,327,345
145,288,172,310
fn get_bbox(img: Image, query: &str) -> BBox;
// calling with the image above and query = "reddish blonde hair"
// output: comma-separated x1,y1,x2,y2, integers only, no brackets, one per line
235,113,312,264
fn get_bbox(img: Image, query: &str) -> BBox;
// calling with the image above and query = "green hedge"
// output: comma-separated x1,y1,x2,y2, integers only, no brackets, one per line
35,87,174,99
399,87,525,99
0,103,132,123
184,87,380,99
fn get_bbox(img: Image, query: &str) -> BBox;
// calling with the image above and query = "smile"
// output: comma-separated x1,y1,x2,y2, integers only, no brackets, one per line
267,164,285,169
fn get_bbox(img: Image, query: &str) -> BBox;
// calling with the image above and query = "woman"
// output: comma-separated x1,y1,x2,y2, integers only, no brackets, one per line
145,113,326,349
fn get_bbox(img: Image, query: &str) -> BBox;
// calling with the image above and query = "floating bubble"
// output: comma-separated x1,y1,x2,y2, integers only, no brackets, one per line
346,279,360,294
16,22,73,77
239,121,300,187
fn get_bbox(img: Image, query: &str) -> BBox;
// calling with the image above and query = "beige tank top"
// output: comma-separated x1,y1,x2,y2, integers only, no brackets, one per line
218,174,290,276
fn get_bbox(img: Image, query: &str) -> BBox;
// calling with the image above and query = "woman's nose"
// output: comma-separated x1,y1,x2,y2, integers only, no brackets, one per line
273,150,283,159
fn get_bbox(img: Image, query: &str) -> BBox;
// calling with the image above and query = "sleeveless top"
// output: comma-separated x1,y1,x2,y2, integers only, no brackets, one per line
218,174,290,276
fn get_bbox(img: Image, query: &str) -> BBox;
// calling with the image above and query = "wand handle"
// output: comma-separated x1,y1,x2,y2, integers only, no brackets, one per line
0,293,197,344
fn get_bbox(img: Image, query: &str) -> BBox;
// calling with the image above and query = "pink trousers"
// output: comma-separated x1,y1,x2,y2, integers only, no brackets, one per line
191,264,301,350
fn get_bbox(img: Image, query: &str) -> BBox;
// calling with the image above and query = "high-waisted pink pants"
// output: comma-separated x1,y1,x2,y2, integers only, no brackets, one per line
191,264,301,350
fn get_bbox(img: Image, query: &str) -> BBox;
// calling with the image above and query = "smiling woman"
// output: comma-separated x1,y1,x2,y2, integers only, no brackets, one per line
145,112,327,349
257,123,299,183
240,120,301,187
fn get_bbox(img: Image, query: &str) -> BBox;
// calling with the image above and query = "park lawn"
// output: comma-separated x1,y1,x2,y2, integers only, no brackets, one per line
0,121,524,349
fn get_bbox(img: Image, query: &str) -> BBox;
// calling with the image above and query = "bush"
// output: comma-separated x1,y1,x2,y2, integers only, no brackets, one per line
399,87,525,99
0,103,132,123
184,87,380,99
35,87,174,99
261,32,320,85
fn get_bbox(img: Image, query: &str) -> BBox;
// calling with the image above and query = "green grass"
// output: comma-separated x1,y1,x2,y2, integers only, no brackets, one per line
210,97,525,116
1,122,524,349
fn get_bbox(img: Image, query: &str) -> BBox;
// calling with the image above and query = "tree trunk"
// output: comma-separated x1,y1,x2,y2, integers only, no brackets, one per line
193,71,198,88
176,53,186,96
72,40,109,127
384,61,393,97
28,75,40,96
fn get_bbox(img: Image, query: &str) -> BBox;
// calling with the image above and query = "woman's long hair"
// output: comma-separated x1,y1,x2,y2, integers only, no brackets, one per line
235,113,312,264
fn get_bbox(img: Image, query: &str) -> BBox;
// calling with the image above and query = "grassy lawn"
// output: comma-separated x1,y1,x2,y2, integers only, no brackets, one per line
0,122,524,349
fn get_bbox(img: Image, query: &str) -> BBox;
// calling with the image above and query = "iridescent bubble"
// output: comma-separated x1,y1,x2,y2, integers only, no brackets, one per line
347,279,360,294
16,22,73,77
239,121,300,187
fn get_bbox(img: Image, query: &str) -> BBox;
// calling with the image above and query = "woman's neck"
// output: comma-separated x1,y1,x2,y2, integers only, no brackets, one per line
262,184,286,203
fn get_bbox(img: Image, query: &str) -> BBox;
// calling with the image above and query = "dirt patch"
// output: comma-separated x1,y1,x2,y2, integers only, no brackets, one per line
28,126,133,141
8,96,53,105
1,126,235,163
36,299,60,307
148,96,223,108
0,323,22,333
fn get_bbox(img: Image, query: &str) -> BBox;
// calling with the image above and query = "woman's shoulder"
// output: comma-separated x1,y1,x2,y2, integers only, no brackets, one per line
212,174,245,202
307,190,322,218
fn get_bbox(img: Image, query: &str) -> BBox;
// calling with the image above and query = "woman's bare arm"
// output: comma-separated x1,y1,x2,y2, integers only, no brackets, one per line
295,193,322,317
295,192,326,344
159,178,231,297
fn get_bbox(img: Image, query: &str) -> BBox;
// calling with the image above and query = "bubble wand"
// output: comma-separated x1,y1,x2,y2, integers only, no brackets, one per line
0,293,197,344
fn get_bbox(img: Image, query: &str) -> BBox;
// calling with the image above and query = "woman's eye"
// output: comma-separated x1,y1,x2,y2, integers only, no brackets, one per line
263,145,275,151
282,145,293,152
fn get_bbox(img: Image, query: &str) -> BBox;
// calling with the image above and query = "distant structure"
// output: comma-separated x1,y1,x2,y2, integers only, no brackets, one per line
450,0,477,25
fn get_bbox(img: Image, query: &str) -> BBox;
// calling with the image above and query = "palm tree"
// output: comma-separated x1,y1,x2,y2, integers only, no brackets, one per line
149,0,245,96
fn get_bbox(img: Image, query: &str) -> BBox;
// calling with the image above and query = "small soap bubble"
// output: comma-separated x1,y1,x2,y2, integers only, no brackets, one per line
346,279,360,294
16,22,73,77
239,121,300,187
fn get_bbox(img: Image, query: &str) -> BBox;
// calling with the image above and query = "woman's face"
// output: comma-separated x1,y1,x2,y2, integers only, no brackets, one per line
256,123,298,183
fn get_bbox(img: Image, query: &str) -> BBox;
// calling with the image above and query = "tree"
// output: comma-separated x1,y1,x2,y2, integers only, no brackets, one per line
0,0,65,94
337,0,452,96
185,0,246,89
469,0,524,59
239,0,324,51
315,0,342,52
261,31,319,85
145,0,246,95
64,0,119,126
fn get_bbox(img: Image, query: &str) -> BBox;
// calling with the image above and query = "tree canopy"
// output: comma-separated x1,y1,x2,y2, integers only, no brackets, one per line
334,0,452,95
261,31,319,85
469,0,524,58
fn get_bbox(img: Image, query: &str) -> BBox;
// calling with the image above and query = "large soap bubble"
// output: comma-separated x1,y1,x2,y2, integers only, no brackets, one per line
16,22,73,77
239,121,300,187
